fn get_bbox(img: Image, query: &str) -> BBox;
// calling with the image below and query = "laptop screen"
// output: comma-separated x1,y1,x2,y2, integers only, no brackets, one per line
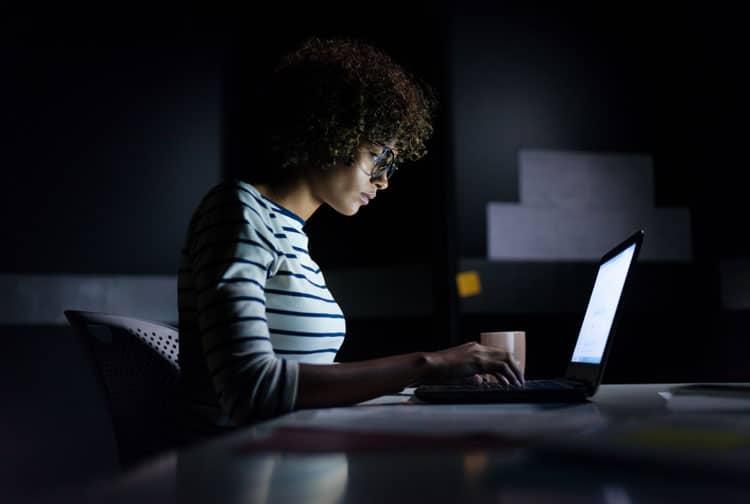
570,243,637,364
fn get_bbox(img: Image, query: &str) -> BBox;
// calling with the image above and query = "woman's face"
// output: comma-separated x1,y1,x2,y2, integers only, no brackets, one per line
309,141,396,216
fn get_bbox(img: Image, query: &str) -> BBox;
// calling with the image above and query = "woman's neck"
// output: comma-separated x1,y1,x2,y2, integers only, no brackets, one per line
254,179,321,222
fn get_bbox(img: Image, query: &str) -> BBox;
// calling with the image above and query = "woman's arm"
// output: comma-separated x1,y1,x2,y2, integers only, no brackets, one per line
188,187,299,424
296,342,524,409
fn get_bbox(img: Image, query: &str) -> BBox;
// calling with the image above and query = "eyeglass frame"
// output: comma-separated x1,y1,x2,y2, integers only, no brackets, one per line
359,140,399,180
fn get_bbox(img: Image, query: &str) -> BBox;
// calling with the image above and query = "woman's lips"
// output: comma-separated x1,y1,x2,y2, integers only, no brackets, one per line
359,193,370,205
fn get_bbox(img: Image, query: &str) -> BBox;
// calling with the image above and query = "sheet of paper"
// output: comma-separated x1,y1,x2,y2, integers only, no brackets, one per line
486,204,691,261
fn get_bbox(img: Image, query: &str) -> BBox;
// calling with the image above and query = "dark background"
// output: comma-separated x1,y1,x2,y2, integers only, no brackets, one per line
2,2,748,500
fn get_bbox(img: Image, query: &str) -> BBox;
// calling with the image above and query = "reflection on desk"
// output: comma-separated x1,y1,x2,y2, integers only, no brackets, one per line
233,454,348,504
262,400,605,439
542,413,750,478
78,384,750,504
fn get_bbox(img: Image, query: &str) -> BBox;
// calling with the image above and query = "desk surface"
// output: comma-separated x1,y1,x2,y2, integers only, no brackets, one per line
77,384,750,504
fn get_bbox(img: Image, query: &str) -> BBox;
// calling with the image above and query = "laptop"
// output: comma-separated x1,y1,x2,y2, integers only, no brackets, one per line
415,229,644,404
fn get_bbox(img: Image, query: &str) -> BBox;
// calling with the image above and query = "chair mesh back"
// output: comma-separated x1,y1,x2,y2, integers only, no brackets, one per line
127,325,179,370
65,310,181,468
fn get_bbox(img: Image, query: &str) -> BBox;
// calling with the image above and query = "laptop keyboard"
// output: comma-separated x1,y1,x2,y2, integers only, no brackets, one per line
423,380,577,392
496,380,575,390
413,379,589,403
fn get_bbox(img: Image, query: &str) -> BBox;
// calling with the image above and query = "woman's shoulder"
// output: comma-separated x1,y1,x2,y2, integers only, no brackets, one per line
196,180,267,213
189,179,279,234
196,179,260,205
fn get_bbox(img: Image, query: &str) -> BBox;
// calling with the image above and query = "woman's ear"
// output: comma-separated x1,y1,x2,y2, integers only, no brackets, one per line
316,161,333,173
322,156,344,172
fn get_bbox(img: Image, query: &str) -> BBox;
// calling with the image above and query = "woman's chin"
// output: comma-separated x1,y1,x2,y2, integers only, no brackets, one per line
329,203,359,216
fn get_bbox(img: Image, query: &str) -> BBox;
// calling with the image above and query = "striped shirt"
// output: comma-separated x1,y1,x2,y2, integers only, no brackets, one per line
177,180,345,426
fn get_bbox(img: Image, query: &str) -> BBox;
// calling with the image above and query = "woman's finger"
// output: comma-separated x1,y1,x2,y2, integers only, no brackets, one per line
488,348,524,385
482,373,500,384
496,361,522,387
505,356,525,385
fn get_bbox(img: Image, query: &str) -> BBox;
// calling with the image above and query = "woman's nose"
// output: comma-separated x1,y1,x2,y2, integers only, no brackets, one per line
373,173,389,190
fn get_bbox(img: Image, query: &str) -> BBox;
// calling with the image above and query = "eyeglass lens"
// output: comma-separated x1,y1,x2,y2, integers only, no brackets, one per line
372,148,397,179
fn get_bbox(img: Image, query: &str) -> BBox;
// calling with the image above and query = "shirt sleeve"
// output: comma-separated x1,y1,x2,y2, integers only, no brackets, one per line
187,194,298,424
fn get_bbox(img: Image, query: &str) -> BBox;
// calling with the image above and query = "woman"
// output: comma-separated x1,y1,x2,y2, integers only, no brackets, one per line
177,37,523,435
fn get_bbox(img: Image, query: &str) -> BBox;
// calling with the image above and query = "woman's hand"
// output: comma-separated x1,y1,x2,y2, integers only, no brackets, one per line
423,342,525,387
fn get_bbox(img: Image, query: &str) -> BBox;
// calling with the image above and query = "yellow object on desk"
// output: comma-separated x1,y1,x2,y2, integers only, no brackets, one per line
456,270,481,298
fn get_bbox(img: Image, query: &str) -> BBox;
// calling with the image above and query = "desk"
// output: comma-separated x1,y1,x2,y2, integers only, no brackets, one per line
79,384,750,503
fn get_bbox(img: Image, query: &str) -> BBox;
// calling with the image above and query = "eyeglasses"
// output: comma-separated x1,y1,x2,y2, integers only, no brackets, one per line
361,141,399,180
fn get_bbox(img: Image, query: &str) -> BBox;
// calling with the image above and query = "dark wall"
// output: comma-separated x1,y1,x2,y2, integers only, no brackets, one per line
447,4,749,382
2,44,222,274
449,4,747,258
1,10,226,499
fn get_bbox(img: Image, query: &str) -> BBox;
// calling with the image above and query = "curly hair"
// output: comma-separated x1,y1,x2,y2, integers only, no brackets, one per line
257,37,438,182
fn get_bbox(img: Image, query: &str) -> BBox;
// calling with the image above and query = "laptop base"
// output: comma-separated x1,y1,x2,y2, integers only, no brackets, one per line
414,382,588,404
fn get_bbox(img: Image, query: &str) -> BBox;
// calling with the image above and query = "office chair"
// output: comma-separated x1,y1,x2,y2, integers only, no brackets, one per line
64,310,182,468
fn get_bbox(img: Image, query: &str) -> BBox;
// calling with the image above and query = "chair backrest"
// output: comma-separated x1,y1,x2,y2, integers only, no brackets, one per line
64,310,182,468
